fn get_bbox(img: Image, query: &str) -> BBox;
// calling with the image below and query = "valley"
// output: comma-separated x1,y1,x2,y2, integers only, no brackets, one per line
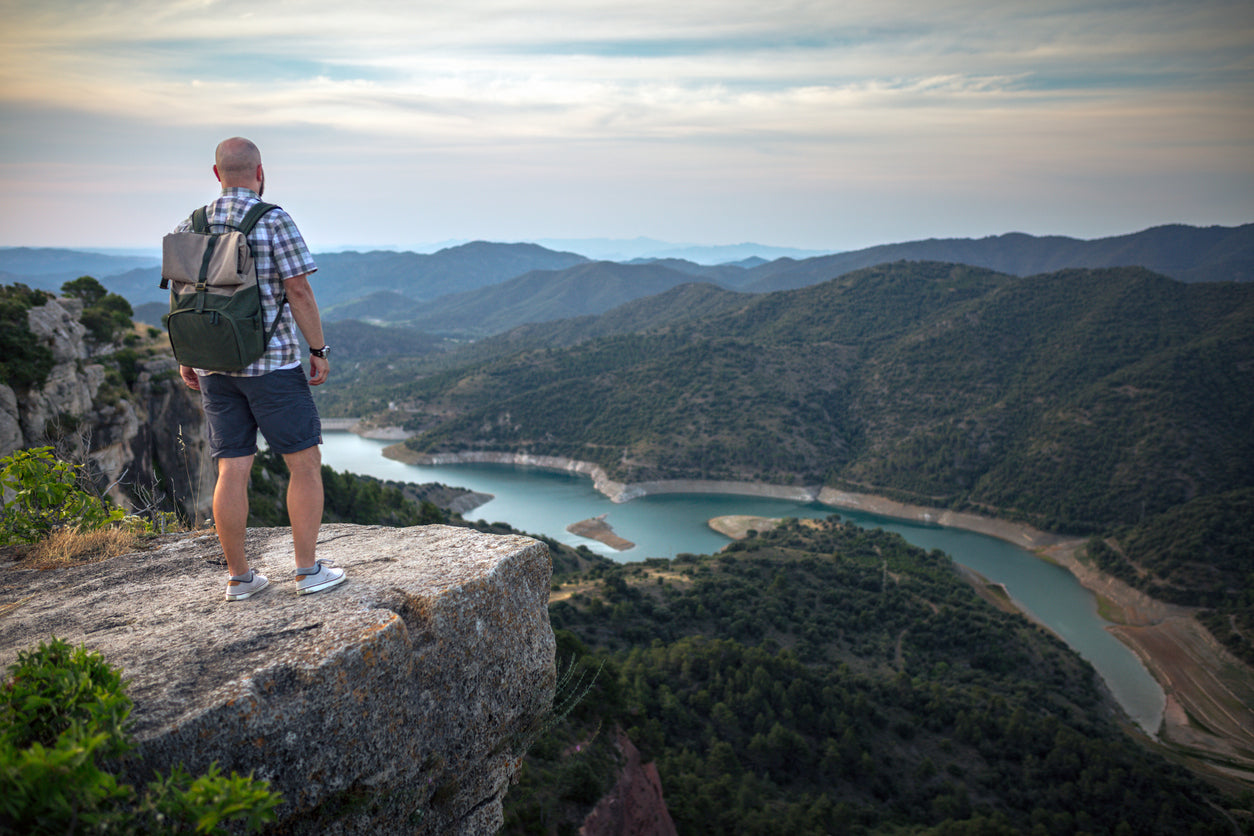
5,221,1253,830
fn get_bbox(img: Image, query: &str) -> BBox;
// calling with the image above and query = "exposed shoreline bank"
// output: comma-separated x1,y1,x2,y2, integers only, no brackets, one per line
380,445,1068,550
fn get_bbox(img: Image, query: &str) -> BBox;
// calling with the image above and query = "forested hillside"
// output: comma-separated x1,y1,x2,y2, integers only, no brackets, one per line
333,262,1254,535
504,517,1238,834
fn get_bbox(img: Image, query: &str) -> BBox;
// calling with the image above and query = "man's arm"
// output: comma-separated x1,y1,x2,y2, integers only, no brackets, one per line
284,273,329,385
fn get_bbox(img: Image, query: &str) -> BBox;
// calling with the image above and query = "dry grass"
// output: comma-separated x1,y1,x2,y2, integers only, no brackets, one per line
24,527,144,568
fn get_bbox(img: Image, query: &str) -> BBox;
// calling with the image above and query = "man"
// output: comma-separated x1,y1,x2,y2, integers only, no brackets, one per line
177,137,345,601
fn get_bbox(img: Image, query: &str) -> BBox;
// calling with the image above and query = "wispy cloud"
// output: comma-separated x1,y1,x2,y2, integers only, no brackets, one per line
1,0,1250,248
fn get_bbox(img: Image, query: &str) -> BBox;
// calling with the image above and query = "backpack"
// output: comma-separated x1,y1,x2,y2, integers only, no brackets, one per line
160,202,287,372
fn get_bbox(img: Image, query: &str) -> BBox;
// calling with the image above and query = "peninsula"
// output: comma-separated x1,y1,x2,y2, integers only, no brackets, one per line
567,514,635,551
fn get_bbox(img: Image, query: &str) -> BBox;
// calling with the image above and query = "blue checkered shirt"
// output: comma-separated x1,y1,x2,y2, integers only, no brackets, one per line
174,188,318,377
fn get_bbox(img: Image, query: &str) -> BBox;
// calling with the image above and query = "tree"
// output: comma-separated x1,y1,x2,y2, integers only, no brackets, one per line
62,276,134,344
60,275,109,306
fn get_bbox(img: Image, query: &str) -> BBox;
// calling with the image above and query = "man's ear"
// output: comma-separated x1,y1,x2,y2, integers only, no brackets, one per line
213,164,222,183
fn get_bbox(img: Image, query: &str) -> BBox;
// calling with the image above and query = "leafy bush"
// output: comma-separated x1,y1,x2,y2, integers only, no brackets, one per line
0,447,129,545
0,637,281,834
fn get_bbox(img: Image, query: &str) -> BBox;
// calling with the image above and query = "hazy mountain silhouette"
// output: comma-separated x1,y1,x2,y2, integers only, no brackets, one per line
359,261,719,335
739,223,1254,292
6,223,1250,319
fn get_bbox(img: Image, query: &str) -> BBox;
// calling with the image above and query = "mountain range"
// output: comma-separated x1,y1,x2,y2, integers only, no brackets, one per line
4,223,1249,335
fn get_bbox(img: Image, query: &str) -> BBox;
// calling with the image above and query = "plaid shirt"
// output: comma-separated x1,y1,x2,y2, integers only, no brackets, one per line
175,188,318,377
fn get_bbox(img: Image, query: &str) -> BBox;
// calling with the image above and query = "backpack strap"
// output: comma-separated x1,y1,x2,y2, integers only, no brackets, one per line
233,203,289,350
188,201,279,235
191,206,210,234
237,202,279,235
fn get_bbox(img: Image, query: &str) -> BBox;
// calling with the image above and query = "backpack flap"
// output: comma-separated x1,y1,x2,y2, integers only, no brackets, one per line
161,229,254,296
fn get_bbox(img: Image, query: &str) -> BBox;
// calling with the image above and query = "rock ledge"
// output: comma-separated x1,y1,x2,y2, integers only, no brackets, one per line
0,523,555,835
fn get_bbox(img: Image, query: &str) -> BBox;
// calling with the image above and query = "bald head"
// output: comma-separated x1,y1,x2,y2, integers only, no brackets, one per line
213,137,264,191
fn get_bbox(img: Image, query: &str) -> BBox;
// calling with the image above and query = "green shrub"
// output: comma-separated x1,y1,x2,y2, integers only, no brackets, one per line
0,447,129,545
0,637,281,834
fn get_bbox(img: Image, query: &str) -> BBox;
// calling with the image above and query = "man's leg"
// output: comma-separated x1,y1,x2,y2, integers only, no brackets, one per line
214,454,254,577
283,444,323,569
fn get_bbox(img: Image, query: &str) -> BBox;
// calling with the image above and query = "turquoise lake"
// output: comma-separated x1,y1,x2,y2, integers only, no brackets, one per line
320,431,1166,735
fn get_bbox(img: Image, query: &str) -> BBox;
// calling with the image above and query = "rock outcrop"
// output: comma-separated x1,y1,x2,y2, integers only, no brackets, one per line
0,296,214,521
0,523,556,834
579,730,678,836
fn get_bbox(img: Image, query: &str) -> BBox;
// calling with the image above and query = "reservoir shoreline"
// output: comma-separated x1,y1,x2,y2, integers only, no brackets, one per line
376,440,1253,786
381,444,1068,550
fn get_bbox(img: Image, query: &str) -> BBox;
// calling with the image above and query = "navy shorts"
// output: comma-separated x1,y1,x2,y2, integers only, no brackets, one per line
199,366,322,459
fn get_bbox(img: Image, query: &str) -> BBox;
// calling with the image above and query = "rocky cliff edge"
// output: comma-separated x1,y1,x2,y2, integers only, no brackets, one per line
0,523,555,835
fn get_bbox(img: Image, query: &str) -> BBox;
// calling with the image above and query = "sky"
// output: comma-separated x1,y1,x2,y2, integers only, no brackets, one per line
1,0,1252,254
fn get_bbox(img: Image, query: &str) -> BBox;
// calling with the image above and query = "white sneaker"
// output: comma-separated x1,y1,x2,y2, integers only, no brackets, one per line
225,571,270,601
295,559,346,596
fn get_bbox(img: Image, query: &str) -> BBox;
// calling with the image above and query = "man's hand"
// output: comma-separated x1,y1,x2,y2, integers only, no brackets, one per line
309,355,329,386
180,365,201,391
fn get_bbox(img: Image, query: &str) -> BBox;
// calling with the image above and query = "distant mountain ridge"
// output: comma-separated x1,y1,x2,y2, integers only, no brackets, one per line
3,223,1250,320
321,223,1254,336
739,223,1254,292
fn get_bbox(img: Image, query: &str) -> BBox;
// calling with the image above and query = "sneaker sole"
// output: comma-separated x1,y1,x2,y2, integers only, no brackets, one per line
225,578,270,601
296,572,347,596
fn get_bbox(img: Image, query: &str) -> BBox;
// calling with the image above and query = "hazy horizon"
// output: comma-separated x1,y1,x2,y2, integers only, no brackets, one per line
3,1,1252,252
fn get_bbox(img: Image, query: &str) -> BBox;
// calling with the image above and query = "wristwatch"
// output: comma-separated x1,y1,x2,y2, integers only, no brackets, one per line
309,345,330,358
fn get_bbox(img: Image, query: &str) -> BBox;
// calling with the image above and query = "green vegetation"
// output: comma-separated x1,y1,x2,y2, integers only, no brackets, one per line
322,318,448,361
245,448,449,529
1,637,280,834
0,447,130,545
0,283,56,391
505,518,1239,835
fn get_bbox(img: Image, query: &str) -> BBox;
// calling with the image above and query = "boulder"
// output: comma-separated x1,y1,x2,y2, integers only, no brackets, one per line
0,523,556,834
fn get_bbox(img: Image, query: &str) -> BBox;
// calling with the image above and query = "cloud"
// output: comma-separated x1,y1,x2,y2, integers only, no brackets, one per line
0,0,1251,249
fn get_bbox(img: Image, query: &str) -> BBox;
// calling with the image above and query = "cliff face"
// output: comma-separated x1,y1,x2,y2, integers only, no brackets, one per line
0,296,214,521
0,523,556,834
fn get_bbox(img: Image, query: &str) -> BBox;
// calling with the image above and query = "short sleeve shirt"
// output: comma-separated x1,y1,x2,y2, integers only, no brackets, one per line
174,188,318,377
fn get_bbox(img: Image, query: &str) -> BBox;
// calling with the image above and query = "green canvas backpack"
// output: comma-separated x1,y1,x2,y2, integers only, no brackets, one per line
160,202,287,372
